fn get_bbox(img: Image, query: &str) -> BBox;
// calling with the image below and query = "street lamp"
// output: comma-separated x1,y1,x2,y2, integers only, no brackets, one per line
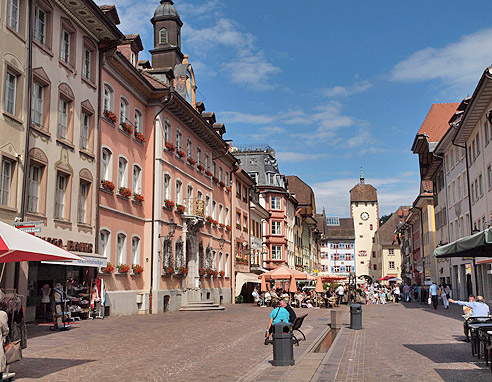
165,218,177,239
218,234,225,250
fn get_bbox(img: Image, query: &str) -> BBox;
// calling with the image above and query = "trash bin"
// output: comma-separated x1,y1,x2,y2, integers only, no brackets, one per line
272,322,294,366
350,303,362,330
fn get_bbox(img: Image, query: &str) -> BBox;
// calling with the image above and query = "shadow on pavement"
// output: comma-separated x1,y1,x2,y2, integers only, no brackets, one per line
435,368,492,382
27,323,81,339
10,357,95,379
403,343,477,364
400,301,464,322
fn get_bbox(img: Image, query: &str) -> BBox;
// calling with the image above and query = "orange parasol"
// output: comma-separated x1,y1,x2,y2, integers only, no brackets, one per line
260,275,267,292
289,275,298,293
259,265,310,280
315,276,324,293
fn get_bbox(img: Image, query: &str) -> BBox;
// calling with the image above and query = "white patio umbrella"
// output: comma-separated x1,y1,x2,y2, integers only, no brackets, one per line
0,221,85,263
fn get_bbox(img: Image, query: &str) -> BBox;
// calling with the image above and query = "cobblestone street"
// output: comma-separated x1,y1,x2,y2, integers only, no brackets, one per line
8,301,492,381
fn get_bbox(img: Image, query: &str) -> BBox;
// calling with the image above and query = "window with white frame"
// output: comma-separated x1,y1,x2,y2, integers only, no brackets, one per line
225,253,230,277
34,6,47,45
212,200,216,219
219,167,223,182
164,121,171,143
0,160,13,206
205,195,210,216
272,245,282,260
196,147,201,165
175,180,182,204
389,261,395,270
388,248,394,256
272,221,281,235
116,233,126,266
117,157,128,188
27,163,42,213
186,138,192,158
82,48,91,80
58,98,70,139
99,230,110,258
271,196,281,210
103,85,114,112
78,181,89,224
55,172,68,219
163,174,171,200
218,204,223,224
131,236,140,266
80,113,90,150
31,82,44,127
159,27,168,44
133,165,142,194
218,252,223,272
225,207,229,225
186,185,193,212
134,109,142,134
101,148,112,181
5,71,17,115
176,130,182,150
8,0,20,32
61,29,71,63
120,97,129,123
213,161,216,177
204,154,209,171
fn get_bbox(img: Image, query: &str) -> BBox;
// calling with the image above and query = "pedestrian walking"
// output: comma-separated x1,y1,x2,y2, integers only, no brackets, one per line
442,284,449,309
403,284,411,302
393,285,400,304
429,281,439,309
336,284,344,305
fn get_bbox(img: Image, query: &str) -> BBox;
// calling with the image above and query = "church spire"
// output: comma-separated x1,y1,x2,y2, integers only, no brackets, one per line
360,167,365,185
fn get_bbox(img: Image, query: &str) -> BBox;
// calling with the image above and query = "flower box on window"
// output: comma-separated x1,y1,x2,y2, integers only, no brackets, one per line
219,181,225,188
133,193,144,203
163,266,174,275
226,186,232,193
120,122,133,134
164,199,175,209
236,192,241,198
205,170,213,177
176,150,185,158
219,270,225,278
117,264,131,274
187,157,196,165
212,177,219,184
236,223,241,230
206,267,216,277
118,186,132,198
197,164,204,172
176,266,188,276
219,223,225,229
226,225,231,232
132,264,144,274
206,216,214,225
199,268,206,276
101,180,115,192
176,204,186,214
102,262,115,273
134,131,146,143
243,226,248,232
103,110,117,124
165,141,175,152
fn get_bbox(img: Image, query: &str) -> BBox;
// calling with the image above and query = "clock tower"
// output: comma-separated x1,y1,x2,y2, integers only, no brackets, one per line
350,169,379,281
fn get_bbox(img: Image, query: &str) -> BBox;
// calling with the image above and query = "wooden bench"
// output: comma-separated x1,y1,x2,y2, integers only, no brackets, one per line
292,314,308,346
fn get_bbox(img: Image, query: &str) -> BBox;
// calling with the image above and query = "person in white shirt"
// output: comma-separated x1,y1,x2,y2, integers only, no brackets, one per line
336,285,345,305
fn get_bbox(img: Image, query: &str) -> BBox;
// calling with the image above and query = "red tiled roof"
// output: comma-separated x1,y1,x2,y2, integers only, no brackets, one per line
418,103,460,142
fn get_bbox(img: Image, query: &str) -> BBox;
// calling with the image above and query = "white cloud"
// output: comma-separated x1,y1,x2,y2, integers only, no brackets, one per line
178,0,224,18
276,152,329,163
248,126,287,141
391,28,492,92
220,111,277,125
322,80,372,98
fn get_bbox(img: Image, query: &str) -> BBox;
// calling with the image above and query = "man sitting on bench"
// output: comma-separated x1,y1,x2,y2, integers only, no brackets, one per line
449,295,491,341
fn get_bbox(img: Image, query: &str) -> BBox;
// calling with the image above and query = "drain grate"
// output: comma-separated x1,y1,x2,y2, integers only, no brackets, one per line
389,374,404,378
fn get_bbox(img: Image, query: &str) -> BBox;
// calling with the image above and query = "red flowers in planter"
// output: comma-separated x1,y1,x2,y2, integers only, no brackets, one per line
132,264,144,274
187,157,196,165
164,199,175,209
118,186,132,198
134,131,146,143
197,164,204,172
219,223,226,229
101,180,115,192
219,271,225,277
133,193,144,203
206,268,216,277
236,223,241,230
206,216,214,224
103,110,117,123
117,264,131,274
120,122,133,134
199,268,206,276
205,170,213,177
213,177,219,183
176,150,185,158
176,204,186,214
243,226,248,233
163,266,175,275
226,186,232,192
177,266,188,276
102,262,115,273
165,141,176,152
219,181,225,188
226,225,231,232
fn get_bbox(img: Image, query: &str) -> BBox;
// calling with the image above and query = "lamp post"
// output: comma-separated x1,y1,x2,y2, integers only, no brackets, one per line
218,234,225,250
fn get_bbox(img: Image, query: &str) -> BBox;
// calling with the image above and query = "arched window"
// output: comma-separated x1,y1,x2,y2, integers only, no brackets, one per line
159,27,168,44
225,253,230,277
119,97,129,123
219,166,223,183
186,138,192,158
103,84,114,112
131,236,140,266
163,173,171,200
218,204,223,224
101,148,112,181
164,120,171,144
218,252,223,273
175,179,182,204
132,164,142,194
134,109,143,134
117,157,128,188
99,229,110,258
116,232,127,266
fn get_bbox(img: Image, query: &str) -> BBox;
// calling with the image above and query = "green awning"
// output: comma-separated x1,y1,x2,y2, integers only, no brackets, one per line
434,228,492,258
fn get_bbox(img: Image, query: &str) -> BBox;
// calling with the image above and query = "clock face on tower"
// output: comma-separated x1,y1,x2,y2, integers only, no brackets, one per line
360,212,369,221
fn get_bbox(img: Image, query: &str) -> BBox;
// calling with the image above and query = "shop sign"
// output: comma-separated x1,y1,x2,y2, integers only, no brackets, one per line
40,237,93,253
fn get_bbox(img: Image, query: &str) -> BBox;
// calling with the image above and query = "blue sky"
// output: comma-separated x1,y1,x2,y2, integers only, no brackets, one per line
95,0,492,216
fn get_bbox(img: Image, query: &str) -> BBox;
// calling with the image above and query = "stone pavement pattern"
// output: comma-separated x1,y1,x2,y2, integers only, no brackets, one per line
9,305,329,382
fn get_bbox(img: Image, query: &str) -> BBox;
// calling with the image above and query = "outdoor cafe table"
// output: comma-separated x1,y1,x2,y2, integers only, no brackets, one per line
468,323,492,358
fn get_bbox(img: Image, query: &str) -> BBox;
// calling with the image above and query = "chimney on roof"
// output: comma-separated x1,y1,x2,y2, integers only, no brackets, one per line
360,167,365,185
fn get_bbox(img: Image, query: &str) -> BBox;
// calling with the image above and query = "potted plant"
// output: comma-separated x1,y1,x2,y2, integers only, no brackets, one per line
219,270,225,278
163,266,174,275
118,186,132,198
199,268,206,276
205,170,213,177
165,141,176,152
101,180,115,192
117,264,131,274
219,223,225,229
133,193,144,203
187,157,196,165
243,226,248,232
236,223,241,230
226,186,232,192
103,110,117,124
212,177,219,183
197,163,204,172
102,262,115,273
120,121,133,134
134,131,146,143
206,267,215,277
176,266,188,276
226,225,231,232
176,204,186,214
176,149,185,158
164,199,175,209
219,181,225,188
132,264,144,274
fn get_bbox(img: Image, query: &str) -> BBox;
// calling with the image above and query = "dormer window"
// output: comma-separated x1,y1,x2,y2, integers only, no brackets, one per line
159,28,168,44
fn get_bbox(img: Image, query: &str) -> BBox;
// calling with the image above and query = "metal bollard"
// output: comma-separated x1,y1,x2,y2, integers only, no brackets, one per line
350,303,362,330
272,322,295,366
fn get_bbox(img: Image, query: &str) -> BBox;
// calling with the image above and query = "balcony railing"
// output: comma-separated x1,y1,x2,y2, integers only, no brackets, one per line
183,198,205,218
